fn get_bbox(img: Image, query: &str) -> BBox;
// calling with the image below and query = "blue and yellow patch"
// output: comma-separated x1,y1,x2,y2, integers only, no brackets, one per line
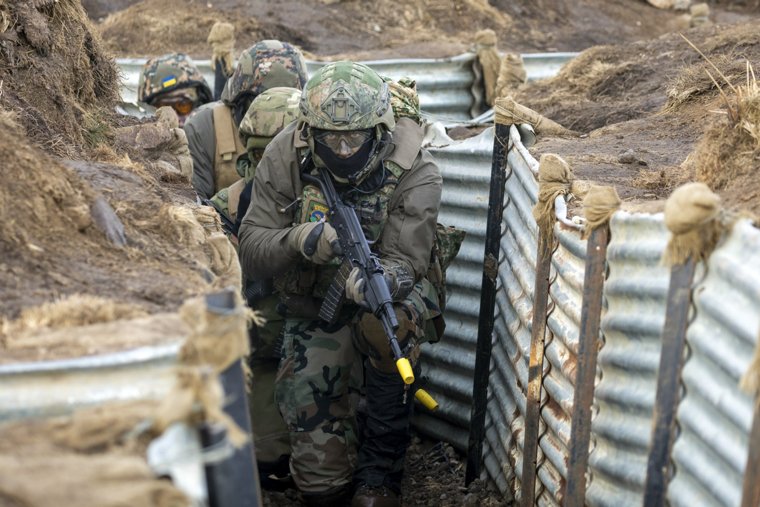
162,75,177,88
308,203,329,222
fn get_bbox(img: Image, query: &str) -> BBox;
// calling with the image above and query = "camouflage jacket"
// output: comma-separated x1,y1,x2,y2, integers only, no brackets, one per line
238,117,442,288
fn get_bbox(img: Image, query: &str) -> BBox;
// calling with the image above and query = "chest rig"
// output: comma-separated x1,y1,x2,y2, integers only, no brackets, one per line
274,151,405,298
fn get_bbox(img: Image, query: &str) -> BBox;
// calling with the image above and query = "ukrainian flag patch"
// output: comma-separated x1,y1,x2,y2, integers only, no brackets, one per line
162,75,177,88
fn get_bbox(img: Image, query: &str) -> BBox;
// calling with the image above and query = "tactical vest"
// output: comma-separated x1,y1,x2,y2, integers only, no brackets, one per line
212,104,247,192
274,160,405,298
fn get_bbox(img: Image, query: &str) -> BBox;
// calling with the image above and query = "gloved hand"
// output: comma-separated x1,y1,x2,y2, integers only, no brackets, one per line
345,267,366,304
288,221,341,264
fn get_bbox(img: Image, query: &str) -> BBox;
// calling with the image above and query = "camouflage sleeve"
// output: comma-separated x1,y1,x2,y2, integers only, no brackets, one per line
378,149,442,281
183,108,216,199
237,131,302,279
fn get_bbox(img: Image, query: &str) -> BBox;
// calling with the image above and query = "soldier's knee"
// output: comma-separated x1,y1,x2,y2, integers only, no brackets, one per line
356,302,423,373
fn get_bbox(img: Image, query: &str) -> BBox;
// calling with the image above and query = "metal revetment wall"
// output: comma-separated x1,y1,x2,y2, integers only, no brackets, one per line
414,127,495,450
115,53,577,121
668,219,760,507
477,125,587,505
587,212,670,507
455,125,760,506
0,343,181,420
116,56,475,120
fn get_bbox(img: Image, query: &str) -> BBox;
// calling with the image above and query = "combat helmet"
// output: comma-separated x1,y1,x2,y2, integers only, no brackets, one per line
239,86,301,151
138,53,213,105
299,61,395,185
299,61,395,132
220,40,308,107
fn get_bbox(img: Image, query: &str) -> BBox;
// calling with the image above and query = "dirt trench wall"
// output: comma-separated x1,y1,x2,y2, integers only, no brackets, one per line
0,0,119,157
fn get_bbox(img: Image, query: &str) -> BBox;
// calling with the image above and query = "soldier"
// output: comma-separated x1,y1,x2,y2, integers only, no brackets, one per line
184,40,308,200
208,86,302,233
238,61,444,507
138,53,213,127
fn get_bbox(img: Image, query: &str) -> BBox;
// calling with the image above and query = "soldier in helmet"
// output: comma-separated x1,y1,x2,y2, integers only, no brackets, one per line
184,40,308,200
238,61,444,507
209,86,302,233
138,53,213,127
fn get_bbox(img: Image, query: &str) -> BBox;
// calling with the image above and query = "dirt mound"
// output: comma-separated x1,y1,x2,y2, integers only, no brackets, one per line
96,0,512,59
515,23,760,133
517,21,760,214
0,3,238,326
689,61,760,214
0,110,216,321
92,0,760,60
98,0,264,59
0,0,118,157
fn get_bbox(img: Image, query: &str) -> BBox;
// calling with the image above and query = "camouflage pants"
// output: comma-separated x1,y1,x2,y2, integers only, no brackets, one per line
275,280,441,494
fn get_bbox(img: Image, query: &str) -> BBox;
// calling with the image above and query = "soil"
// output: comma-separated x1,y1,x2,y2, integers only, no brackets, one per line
94,0,759,59
514,21,760,214
262,437,505,507
0,0,759,506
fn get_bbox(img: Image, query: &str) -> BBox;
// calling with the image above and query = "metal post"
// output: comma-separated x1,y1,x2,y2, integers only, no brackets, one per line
564,226,610,507
740,399,760,507
202,290,263,507
466,122,512,485
520,228,554,507
643,257,697,507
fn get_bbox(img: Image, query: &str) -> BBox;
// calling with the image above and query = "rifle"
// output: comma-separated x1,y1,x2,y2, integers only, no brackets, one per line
301,167,415,385
202,198,237,238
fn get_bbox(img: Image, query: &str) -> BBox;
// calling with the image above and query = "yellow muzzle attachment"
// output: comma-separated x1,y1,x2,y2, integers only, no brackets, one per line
414,388,439,411
396,357,415,385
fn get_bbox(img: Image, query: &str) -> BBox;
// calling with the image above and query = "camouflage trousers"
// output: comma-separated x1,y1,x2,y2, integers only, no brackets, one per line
275,280,441,494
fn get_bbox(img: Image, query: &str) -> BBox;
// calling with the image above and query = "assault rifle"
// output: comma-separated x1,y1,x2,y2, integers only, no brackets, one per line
301,167,415,385
202,198,238,238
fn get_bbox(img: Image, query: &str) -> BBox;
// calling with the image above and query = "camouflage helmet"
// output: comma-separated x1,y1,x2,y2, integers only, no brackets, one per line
138,53,212,105
239,86,301,150
299,61,395,133
220,40,308,106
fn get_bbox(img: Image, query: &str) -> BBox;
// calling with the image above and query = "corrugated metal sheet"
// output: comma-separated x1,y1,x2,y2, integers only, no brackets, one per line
0,343,180,420
588,212,670,507
116,53,577,121
668,219,760,507
413,126,494,448
478,125,586,505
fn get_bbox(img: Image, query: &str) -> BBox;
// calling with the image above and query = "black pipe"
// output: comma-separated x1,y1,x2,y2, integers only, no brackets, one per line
202,290,263,507
466,122,511,485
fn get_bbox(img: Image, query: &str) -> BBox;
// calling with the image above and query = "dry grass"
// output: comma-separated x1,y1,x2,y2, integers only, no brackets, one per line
692,62,760,190
1,294,147,341
665,55,747,111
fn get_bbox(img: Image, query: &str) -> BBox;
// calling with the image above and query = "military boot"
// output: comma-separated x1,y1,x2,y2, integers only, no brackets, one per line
351,484,400,507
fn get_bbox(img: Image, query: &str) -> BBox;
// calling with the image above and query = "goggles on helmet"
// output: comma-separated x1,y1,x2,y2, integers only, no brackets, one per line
154,96,196,116
312,128,373,153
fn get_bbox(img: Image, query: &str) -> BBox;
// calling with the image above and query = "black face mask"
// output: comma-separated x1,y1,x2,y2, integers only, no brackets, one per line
314,138,375,180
